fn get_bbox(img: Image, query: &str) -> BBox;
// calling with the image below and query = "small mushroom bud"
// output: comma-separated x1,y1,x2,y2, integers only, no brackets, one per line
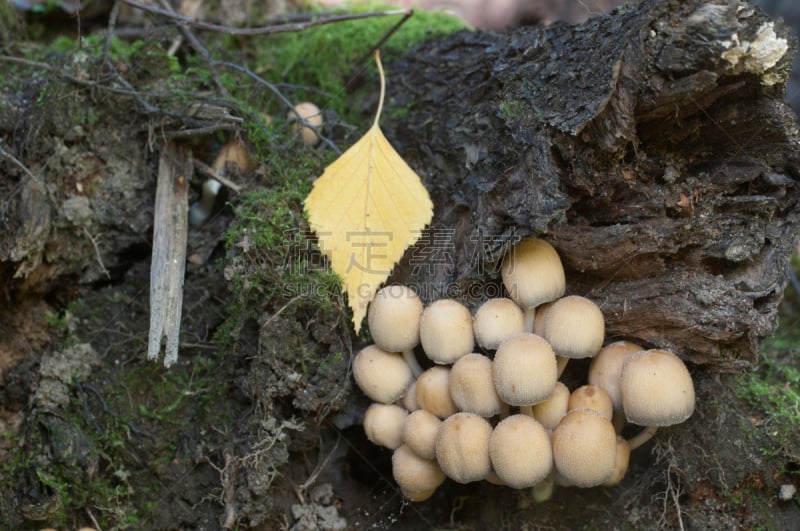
352,345,413,404
603,436,631,486
435,412,493,483
540,295,605,360
368,285,424,376
588,340,645,411
472,298,525,350
419,299,474,364
449,353,503,417
392,444,446,501
489,414,553,489
402,409,441,460
567,384,614,421
532,381,570,430
363,403,408,450
288,101,323,146
501,238,566,331
552,409,617,488
493,333,557,407
416,366,458,419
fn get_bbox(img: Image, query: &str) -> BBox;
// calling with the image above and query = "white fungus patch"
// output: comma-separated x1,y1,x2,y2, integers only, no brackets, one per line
721,22,789,85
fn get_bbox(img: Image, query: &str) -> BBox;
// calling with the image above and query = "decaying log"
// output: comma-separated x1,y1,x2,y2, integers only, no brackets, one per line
384,0,800,369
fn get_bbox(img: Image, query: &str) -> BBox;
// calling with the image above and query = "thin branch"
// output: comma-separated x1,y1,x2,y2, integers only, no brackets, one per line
120,0,411,36
194,160,242,194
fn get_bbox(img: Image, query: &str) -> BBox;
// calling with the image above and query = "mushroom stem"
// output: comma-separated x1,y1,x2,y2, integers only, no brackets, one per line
402,350,423,378
531,469,556,503
189,179,222,226
519,405,534,417
523,307,536,333
499,402,511,419
626,425,659,451
556,356,570,378
612,410,626,434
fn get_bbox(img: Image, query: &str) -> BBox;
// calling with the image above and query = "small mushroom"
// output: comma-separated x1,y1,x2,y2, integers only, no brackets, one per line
401,381,420,412
392,444,446,501
368,285,424,376
532,381,570,430
435,412,493,483
540,295,605,359
449,353,503,417
419,299,474,364
363,403,408,450
501,237,566,331
288,101,324,146
472,298,525,350
552,408,618,487
415,366,458,419
402,409,442,460
603,436,631,487
621,349,696,449
567,384,614,421
588,340,645,411
493,333,557,407
489,414,553,489
352,345,414,404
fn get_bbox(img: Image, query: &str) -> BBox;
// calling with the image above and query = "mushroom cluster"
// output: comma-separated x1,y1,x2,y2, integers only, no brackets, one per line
352,237,696,501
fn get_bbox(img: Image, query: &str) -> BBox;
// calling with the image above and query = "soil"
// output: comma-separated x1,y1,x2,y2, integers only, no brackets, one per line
1,1,800,530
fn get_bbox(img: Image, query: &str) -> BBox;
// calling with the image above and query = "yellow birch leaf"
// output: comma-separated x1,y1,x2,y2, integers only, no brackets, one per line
304,50,433,333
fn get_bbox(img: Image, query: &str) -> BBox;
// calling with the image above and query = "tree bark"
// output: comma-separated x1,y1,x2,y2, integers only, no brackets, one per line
384,0,800,369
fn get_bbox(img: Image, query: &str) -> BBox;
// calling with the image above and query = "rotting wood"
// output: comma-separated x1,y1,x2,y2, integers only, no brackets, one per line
147,141,191,368
383,0,800,369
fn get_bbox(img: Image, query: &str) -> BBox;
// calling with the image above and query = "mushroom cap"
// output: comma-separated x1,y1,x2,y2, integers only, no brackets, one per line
472,298,525,350
392,444,446,498
449,353,503,417
532,381,570,430
363,403,408,450
352,345,414,404
588,340,645,411
540,295,605,359
419,299,475,364
568,384,614,421
402,409,442,460
552,409,618,487
489,414,553,489
493,333,558,406
212,139,252,175
501,238,566,309
621,349,695,426
435,412,493,483
603,436,631,487
288,101,324,146
416,366,458,419
532,301,555,336
368,285,424,353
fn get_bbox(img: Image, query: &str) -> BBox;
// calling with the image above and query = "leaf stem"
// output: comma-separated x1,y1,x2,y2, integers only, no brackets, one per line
373,49,385,128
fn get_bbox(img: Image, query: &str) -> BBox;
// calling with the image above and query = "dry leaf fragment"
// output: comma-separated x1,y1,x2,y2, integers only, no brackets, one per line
304,50,433,333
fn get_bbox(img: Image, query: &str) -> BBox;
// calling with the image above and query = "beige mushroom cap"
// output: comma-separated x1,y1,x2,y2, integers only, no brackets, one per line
493,333,558,406
212,139,252,175
552,409,617,487
489,414,553,489
288,101,324,146
621,349,695,426
472,298,525,350
588,340,645,411
352,345,414,404
363,403,408,450
416,366,458,419
402,409,442,460
419,299,475,364
540,295,605,359
449,353,503,417
435,412,493,483
532,381,570,430
603,436,631,487
401,381,420,412
568,384,614,421
501,237,566,309
392,444,446,500
368,285,423,353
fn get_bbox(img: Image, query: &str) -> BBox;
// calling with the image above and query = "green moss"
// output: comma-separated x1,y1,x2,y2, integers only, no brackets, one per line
738,332,800,461
242,3,468,121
